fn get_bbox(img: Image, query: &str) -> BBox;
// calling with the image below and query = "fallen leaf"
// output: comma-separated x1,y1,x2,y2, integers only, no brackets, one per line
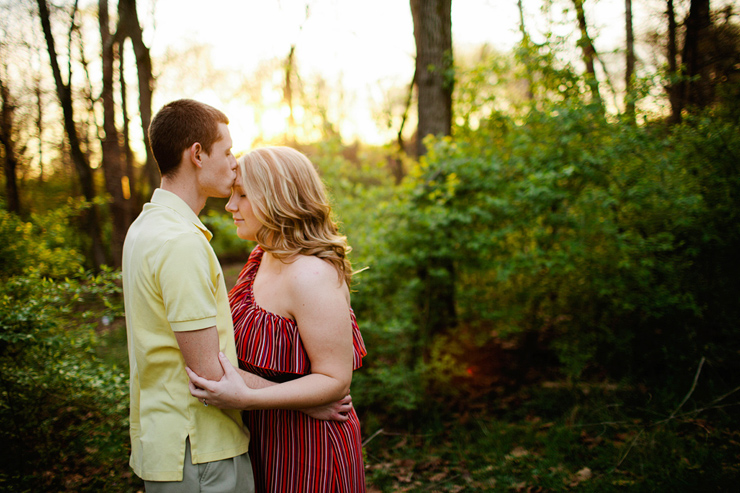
428,471,448,482
569,466,593,486
509,446,529,458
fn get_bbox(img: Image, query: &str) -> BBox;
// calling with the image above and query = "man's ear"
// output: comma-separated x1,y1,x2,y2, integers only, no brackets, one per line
188,142,203,168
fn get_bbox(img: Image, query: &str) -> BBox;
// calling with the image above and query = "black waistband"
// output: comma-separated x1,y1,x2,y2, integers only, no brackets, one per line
264,372,304,383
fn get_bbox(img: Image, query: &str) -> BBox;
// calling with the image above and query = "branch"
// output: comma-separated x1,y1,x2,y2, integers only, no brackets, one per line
362,427,385,447
668,356,705,420
397,66,417,155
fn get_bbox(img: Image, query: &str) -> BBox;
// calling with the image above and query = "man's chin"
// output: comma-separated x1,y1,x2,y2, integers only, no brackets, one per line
212,189,231,199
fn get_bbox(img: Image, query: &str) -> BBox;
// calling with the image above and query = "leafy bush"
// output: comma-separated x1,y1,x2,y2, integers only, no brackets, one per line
353,93,740,409
0,210,135,491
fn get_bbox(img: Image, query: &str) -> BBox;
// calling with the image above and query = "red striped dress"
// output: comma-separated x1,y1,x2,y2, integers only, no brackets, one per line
229,246,367,492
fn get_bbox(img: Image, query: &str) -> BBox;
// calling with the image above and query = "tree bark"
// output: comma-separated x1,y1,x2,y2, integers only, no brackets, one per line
410,0,457,338
37,0,106,268
666,0,682,123
625,0,636,121
34,76,44,183
99,0,129,267
116,0,157,195
0,75,21,214
411,0,453,157
680,0,713,111
572,0,604,108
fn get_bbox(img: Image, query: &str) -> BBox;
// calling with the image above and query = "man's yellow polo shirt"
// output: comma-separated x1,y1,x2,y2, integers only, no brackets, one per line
122,188,249,481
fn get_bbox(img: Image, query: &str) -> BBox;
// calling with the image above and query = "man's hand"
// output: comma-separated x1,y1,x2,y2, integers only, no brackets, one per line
301,393,353,422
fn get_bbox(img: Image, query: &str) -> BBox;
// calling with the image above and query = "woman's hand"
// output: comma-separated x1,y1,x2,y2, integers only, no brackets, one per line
301,393,353,422
186,352,254,409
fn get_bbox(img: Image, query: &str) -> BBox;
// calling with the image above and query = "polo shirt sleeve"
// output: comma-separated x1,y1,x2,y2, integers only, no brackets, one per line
155,231,219,332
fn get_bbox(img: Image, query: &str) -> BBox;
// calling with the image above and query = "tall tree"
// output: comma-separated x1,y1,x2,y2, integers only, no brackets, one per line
666,0,681,123
572,0,604,108
0,73,20,214
115,0,157,195
37,0,106,267
625,0,636,121
411,0,453,158
33,74,45,183
99,0,129,266
680,0,713,111
410,0,457,340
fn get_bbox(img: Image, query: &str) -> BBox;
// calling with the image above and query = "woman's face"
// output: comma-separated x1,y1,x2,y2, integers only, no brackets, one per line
225,170,261,241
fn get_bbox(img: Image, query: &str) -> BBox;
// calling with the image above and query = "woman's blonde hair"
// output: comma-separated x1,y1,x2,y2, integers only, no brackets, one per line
238,146,352,286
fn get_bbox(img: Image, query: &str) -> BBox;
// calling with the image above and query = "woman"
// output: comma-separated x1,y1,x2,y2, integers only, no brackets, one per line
187,146,367,492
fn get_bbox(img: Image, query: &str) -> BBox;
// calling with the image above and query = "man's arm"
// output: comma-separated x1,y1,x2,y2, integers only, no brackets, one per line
175,326,224,381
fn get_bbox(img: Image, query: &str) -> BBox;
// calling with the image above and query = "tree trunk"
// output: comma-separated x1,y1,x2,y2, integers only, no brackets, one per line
625,0,636,122
666,0,682,123
34,76,44,183
411,0,453,157
99,0,129,267
680,0,713,111
410,0,457,339
37,0,106,268
116,0,157,195
518,0,535,101
0,75,21,214
572,0,604,108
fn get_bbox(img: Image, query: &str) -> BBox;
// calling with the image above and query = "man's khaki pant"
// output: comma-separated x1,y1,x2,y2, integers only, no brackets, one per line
145,439,254,493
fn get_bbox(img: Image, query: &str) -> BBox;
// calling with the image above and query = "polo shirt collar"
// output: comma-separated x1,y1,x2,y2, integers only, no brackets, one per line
151,188,213,241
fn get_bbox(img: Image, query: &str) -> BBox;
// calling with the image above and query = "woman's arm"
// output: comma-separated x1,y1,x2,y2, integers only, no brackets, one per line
187,356,353,420
187,256,354,411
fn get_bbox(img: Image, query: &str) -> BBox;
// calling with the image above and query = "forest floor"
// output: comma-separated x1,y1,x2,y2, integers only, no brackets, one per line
359,384,740,492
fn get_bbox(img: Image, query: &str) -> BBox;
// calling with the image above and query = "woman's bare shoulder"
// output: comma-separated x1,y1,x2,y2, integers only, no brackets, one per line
284,255,347,295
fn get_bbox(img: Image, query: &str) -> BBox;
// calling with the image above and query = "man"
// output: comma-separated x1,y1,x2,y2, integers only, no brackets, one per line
122,99,252,492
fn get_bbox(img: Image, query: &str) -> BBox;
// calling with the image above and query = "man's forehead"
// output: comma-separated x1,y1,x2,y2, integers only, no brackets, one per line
217,123,232,142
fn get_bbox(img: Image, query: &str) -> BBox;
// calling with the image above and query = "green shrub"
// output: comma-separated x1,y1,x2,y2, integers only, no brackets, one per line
0,210,135,491
358,96,740,400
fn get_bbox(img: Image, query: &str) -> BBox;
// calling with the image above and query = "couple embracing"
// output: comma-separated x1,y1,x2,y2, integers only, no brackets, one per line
122,99,367,492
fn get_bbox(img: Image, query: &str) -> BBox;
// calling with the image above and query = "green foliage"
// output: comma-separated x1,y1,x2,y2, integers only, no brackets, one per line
0,205,85,279
357,68,740,402
0,210,135,491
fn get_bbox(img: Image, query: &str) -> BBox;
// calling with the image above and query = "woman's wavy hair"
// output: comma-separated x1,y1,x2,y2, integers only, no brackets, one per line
237,146,353,286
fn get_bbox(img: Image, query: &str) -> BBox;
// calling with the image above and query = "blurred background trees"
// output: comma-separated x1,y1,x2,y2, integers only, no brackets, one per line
1,0,740,490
